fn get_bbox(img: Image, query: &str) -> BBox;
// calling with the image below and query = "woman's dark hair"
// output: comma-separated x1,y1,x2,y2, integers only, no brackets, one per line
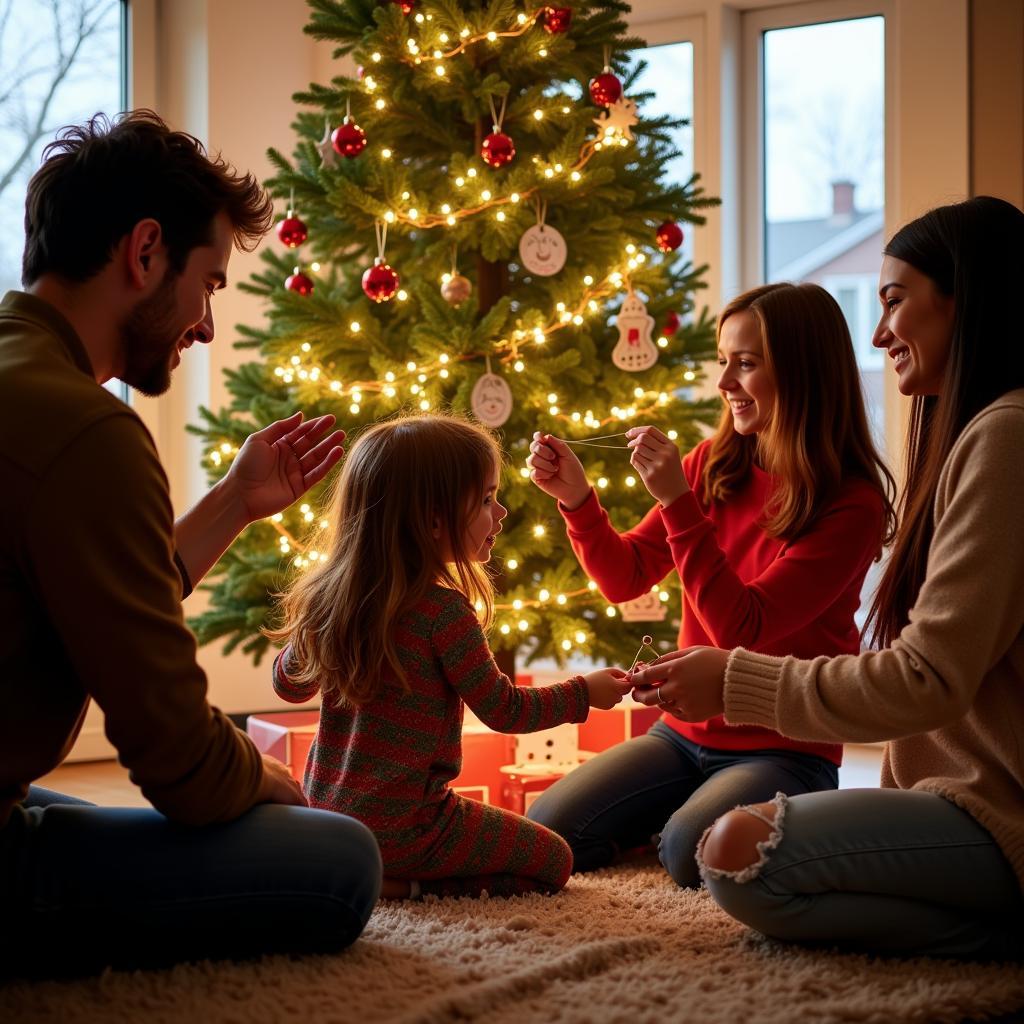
866,196,1024,647
22,109,273,285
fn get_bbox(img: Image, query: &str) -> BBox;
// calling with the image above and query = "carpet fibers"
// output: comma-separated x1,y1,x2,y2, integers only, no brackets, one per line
3,861,1024,1024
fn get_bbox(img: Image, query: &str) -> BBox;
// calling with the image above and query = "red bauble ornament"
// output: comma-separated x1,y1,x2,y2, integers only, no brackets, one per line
663,310,681,336
655,220,684,252
276,211,308,248
361,259,400,303
542,6,572,33
391,0,415,12
481,130,516,168
589,71,622,107
331,119,367,159
285,269,314,296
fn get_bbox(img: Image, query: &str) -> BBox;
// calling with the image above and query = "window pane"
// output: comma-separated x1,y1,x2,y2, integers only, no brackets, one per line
630,41,695,268
0,0,124,293
762,16,885,449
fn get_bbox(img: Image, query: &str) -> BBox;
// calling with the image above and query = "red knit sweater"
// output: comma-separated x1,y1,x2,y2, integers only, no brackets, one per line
560,439,885,763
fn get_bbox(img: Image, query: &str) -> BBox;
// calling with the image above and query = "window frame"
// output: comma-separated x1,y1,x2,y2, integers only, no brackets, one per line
740,0,893,293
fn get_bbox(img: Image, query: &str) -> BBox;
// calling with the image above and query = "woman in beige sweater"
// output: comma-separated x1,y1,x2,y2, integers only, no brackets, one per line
629,196,1024,959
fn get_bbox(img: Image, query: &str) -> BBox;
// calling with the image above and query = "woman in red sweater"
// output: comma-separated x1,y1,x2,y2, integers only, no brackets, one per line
526,282,895,887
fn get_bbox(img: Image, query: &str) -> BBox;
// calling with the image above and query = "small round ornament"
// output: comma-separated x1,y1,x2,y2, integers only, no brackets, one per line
362,258,400,303
655,220,684,252
589,71,622,107
663,310,680,336
276,210,308,249
542,6,572,33
481,130,516,168
471,371,513,428
332,118,367,159
518,223,567,277
391,0,415,12
441,274,472,306
285,268,314,296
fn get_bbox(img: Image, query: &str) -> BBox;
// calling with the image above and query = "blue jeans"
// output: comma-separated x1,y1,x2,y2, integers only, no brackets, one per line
527,721,838,887
0,787,382,975
703,788,1024,959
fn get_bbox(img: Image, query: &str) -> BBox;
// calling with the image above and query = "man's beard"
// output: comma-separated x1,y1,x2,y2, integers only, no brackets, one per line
119,270,183,397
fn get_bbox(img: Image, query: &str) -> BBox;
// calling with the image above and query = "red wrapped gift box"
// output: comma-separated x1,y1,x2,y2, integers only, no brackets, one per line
452,720,515,806
246,710,319,782
578,702,661,754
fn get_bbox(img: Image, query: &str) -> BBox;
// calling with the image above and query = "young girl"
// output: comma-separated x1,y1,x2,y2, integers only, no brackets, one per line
268,413,630,899
633,197,1024,959
526,282,896,888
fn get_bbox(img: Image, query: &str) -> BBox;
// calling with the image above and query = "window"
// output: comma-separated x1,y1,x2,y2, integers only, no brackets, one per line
630,40,695,268
0,0,125,291
745,6,887,449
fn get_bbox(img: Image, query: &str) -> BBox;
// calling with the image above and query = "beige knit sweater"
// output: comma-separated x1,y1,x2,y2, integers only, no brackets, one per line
724,389,1024,890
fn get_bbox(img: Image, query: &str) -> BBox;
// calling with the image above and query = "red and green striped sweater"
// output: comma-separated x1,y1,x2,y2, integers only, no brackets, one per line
272,584,589,874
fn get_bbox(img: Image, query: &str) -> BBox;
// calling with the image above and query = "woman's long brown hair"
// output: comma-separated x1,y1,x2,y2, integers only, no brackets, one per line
265,413,502,706
865,197,1024,648
702,282,897,548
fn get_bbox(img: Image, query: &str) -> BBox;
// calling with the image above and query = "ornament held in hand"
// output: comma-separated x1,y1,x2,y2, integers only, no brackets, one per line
362,258,400,303
285,268,314,296
612,292,658,372
441,274,472,306
542,6,572,33
589,71,622,107
276,211,308,249
481,130,516,168
332,118,367,159
655,221,684,252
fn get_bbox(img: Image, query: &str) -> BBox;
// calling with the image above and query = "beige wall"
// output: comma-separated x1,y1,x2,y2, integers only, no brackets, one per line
88,0,1020,725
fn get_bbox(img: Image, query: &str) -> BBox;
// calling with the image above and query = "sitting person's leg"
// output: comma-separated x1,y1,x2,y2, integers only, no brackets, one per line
699,788,1024,959
658,745,838,889
527,721,703,872
0,801,382,975
391,795,573,898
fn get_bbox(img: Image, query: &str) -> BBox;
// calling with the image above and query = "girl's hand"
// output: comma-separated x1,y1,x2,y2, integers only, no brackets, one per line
527,432,591,510
627,647,729,721
624,426,689,508
583,667,632,710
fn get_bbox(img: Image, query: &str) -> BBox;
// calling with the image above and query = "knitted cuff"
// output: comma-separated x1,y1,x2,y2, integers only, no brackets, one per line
723,648,786,728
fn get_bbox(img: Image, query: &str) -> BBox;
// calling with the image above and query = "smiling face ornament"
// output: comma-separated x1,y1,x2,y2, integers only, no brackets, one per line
518,224,567,277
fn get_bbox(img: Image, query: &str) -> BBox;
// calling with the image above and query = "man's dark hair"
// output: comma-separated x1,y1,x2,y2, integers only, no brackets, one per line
22,109,273,286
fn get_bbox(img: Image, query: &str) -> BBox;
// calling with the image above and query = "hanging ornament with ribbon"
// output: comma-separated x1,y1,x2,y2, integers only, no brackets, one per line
589,47,623,106
481,94,516,169
471,356,513,428
362,220,400,303
611,291,658,372
285,266,314,296
332,98,367,159
441,244,472,306
518,198,567,277
276,189,308,248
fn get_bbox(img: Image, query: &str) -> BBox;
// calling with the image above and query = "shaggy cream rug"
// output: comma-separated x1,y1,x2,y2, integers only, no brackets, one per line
3,861,1024,1024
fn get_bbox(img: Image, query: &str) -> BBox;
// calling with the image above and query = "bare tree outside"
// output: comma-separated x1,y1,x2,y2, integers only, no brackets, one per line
0,0,121,290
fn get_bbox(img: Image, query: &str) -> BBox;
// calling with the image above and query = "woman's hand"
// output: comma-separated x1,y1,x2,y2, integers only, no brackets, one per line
527,432,591,510
625,426,689,508
583,668,633,710
628,647,729,721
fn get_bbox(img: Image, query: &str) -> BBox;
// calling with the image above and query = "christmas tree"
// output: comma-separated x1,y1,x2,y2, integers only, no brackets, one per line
189,0,720,671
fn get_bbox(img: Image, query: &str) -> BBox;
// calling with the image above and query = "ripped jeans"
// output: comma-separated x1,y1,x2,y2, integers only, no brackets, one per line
701,788,1024,960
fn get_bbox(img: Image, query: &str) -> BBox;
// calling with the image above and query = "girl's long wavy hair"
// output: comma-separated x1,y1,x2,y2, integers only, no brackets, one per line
702,282,896,547
865,196,1024,648
265,413,502,706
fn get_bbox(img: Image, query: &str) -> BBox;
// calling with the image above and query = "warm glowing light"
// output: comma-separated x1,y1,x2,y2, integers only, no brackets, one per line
350,321,361,332
625,476,637,487
507,558,519,570
533,525,546,538
606,606,617,617
514,360,525,372
518,620,529,631
533,110,543,120
575,631,587,644
561,639,572,650
382,148,392,159
384,211,396,223
375,99,386,110
538,588,551,601
496,211,506,221
597,476,608,489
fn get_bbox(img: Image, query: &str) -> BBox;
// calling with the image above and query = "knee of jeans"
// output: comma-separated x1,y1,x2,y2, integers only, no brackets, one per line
657,820,703,889
324,814,383,918
696,795,786,885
